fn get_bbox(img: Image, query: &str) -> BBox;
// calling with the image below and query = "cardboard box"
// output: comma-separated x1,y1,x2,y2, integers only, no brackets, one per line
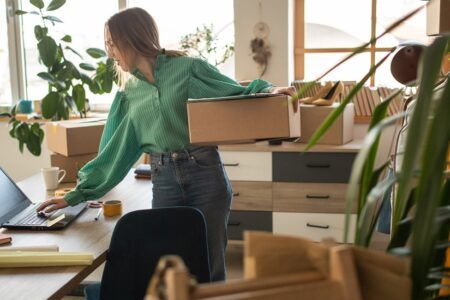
297,103,354,145
50,152,97,183
45,119,105,156
187,94,300,145
426,0,450,36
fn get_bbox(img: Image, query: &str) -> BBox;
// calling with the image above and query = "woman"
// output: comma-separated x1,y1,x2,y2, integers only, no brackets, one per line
37,7,296,281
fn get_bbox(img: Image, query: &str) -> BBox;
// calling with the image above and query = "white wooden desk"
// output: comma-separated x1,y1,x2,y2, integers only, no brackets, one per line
0,170,152,300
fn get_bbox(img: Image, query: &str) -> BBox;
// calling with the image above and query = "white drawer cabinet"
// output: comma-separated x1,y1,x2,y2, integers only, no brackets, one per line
273,212,357,243
220,151,272,181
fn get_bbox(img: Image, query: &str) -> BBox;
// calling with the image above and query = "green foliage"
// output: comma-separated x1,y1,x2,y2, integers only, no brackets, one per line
180,24,234,67
9,0,116,156
298,4,450,299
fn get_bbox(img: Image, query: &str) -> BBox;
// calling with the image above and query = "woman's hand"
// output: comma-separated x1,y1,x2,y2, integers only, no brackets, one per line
269,86,297,97
37,197,69,213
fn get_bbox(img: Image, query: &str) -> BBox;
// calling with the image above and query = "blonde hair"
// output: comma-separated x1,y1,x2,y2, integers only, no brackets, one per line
106,7,187,89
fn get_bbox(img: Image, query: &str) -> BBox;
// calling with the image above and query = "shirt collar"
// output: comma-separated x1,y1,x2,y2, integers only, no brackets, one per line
131,53,165,83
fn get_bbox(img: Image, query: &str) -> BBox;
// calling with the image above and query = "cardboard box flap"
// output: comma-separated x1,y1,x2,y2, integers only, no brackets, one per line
188,93,282,103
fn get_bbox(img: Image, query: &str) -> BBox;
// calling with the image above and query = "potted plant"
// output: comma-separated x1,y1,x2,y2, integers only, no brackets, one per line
179,23,234,68
1,0,116,156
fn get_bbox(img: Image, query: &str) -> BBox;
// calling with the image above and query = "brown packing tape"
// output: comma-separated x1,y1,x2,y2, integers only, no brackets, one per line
103,200,122,217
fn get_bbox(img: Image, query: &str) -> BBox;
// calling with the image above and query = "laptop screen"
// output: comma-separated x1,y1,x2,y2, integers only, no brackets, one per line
0,168,31,225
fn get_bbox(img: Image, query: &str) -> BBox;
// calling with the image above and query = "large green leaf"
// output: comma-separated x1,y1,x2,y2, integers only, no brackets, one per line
305,51,394,151
43,15,63,24
65,46,83,59
34,25,47,41
79,63,96,71
392,36,449,230
410,77,450,300
359,89,403,213
30,0,44,9
388,191,416,249
46,0,66,11
37,71,55,83
357,172,399,246
86,48,107,59
27,123,43,156
72,84,86,112
61,35,71,42
57,96,69,120
15,123,30,143
15,10,28,15
41,92,60,119
37,36,57,67
343,112,409,243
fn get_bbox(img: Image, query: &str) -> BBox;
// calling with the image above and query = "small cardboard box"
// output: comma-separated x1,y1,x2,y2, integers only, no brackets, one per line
50,152,97,183
187,94,300,145
45,119,105,156
297,103,354,145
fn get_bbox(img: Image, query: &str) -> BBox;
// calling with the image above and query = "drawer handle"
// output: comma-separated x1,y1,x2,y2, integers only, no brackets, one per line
306,163,330,168
306,223,330,229
233,192,240,197
306,194,330,199
224,163,240,167
228,221,241,226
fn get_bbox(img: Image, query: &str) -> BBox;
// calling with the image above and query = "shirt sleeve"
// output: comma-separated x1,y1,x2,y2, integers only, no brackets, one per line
188,58,273,99
98,91,124,152
64,100,142,206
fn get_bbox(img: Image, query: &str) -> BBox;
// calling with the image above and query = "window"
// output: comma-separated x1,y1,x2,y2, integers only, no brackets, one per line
21,0,118,103
128,0,235,77
295,0,430,87
0,0,13,105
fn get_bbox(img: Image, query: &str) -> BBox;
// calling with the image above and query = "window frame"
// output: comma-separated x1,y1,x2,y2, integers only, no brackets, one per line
4,0,127,106
294,0,395,86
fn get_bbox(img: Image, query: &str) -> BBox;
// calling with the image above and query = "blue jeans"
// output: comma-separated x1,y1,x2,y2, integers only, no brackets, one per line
150,146,233,281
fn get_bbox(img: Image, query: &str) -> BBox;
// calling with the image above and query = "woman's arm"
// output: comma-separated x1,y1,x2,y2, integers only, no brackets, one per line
38,100,142,212
188,58,296,98
188,58,277,99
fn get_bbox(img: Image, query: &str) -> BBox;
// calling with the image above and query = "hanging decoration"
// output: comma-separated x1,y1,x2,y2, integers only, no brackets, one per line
250,2,271,77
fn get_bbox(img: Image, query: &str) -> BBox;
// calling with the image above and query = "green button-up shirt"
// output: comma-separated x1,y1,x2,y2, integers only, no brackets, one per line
65,54,272,206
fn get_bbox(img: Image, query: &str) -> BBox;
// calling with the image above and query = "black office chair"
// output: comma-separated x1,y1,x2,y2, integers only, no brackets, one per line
85,207,211,300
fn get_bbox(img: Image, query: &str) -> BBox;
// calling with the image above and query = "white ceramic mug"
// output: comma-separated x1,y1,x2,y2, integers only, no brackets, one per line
41,167,66,190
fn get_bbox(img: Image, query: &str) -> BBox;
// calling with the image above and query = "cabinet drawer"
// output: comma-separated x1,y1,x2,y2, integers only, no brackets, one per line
228,211,272,240
273,152,356,183
220,151,272,181
273,182,356,213
231,181,273,211
273,212,356,243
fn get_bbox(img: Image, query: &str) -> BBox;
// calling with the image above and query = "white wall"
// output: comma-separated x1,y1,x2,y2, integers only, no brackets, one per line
0,123,51,181
234,0,294,86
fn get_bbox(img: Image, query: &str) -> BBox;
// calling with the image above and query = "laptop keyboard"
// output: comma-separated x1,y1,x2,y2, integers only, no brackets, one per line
16,207,55,226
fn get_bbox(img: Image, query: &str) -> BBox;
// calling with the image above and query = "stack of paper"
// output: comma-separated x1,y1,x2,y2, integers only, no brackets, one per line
0,233,11,245
0,251,94,268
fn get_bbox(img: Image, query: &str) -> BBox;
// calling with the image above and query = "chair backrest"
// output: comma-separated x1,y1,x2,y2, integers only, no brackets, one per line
100,207,211,300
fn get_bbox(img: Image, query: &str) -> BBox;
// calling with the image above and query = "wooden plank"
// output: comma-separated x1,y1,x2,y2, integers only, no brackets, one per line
219,139,363,153
330,246,363,300
230,181,273,211
272,182,356,213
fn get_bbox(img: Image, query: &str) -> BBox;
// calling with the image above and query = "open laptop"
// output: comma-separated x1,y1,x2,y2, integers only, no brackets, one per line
0,167,87,230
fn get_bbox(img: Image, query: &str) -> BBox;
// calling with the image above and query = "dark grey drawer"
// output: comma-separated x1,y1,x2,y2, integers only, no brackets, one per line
273,152,356,183
227,210,272,240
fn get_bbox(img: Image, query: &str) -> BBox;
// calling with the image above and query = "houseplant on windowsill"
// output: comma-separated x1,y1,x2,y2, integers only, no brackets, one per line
179,23,234,68
292,4,449,299
0,0,116,156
